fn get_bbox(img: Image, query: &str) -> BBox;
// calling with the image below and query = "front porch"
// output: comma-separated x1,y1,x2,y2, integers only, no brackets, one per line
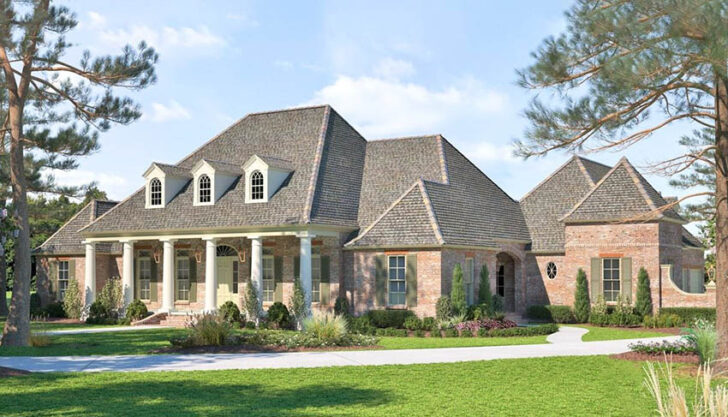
82,229,343,316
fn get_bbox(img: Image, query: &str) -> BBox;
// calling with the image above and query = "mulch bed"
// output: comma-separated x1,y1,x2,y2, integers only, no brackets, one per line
152,344,383,354
0,366,30,378
611,351,699,364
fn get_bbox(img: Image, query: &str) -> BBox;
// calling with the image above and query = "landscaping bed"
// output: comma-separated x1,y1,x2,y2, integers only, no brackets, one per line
610,351,699,364
0,366,30,378
154,343,381,354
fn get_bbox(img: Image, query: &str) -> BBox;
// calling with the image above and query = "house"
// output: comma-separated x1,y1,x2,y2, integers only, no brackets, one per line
33,105,715,322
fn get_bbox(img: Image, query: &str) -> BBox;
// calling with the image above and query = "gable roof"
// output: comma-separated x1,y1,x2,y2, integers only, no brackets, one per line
36,200,120,255
144,162,192,178
193,159,244,175
562,158,684,224
520,156,611,253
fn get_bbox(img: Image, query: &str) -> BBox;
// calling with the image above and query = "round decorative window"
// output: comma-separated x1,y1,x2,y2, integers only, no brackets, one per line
546,262,557,280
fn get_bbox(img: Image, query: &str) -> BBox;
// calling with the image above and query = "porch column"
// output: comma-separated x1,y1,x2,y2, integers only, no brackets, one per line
84,242,96,311
161,239,176,312
298,232,314,315
203,238,218,312
121,240,135,308
250,236,263,314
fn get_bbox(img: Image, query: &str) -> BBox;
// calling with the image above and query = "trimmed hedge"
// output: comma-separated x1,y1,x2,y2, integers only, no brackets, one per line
659,307,715,324
365,310,415,329
488,324,559,337
525,305,576,323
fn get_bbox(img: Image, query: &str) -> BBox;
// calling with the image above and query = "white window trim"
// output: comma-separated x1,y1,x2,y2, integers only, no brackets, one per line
193,173,215,206
602,258,621,303
176,252,191,302
58,260,69,300
146,177,165,208
387,255,406,307
248,170,266,203
262,254,275,303
139,256,152,301
311,250,321,303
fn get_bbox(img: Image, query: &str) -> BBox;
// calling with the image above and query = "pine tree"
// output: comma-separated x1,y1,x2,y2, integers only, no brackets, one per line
477,264,493,315
516,0,728,359
243,277,261,326
289,275,307,330
0,1,157,346
634,267,654,317
450,264,466,316
573,268,590,323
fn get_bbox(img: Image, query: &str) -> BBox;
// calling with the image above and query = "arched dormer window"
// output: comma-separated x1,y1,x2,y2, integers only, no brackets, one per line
150,178,162,206
198,174,211,203
251,170,264,200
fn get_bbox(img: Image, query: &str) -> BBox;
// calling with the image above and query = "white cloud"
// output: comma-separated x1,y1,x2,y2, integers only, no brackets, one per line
373,58,415,80
226,13,260,28
87,11,107,29
304,75,507,137
274,59,294,69
146,101,191,123
48,169,129,200
99,25,225,51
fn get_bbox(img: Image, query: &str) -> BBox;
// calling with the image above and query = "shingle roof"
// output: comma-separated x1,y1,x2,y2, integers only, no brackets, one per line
200,159,244,175
682,227,703,248
257,156,295,171
520,156,610,253
36,200,120,255
149,163,192,178
562,158,684,224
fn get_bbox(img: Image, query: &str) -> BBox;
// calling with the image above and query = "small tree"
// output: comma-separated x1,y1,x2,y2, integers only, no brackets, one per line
243,277,261,326
450,264,466,316
573,268,590,323
97,277,122,317
289,275,307,330
435,296,453,321
62,279,81,319
634,267,653,317
477,265,493,317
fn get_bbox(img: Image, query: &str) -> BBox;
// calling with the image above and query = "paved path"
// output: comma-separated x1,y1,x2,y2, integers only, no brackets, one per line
546,326,588,344
0,327,680,373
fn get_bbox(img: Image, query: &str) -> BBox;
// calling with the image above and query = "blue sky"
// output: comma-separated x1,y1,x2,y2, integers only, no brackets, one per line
53,0,699,213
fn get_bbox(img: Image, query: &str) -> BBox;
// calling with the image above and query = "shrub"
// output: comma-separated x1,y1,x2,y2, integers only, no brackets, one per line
29,333,51,347
525,305,575,323
491,294,504,313
573,268,590,323
455,318,518,333
289,275,307,329
477,265,493,315
245,321,256,329
385,328,407,337
184,313,232,346
488,324,558,337
450,264,466,315
218,301,242,324
435,296,453,321
683,319,717,365
403,316,423,331
349,315,375,335
222,329,378,349
44,301,66,318
460,329,473,338
477,328,488,337
414,329,426,338
303,311,348,341
644,361,728,417
97,277,123,316
86,301,115,324
643,313,683,328
266,302,291,329
634,267,653,317
629,340,695,355
333,296,350,317
62,278,82,319
30,293,42,316
443,328,458,338
243,279,261,325
429,326,442,338
422,316,436,329
660,307,715,324
125,299,148,321
375,328,387,337
365,309,414,329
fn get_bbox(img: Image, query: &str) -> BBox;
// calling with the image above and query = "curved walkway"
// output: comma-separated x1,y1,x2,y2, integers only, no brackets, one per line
0,326,679,373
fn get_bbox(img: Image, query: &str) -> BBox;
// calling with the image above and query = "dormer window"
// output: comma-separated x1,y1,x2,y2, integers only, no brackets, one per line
150,178,162,206
251,171,264,200
198,175,211,203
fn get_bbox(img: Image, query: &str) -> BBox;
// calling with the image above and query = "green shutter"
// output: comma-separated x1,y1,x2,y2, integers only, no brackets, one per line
189,256,197,302
134,258,140,300
294,256,300,280
406,254,417,307
590,258,602,300
375,254,386,306
69,259,76,281
150,259,158,302
621,257,632,302
274,256,283,302
49,261,58,299
320,256,330,305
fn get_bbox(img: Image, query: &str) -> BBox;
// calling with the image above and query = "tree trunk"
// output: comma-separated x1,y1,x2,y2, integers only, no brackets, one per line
714,74,728,360
1,95,30,346
0,244,7,317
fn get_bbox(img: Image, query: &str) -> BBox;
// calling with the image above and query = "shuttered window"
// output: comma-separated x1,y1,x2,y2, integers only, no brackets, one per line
139,257,152,300
176,251,190,301
464,258,474,305
233,261,239,294
311,246,322,303
602,258,621,302
388,255,406,306
262,256,275,302
58,261,69,300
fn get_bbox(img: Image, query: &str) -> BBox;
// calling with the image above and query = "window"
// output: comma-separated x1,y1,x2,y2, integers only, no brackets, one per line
150,178,162,206
58,261,69,300
311,246,321,303
139,257,152,300
233,261,239,294
602,258,621,302
262,255,274,302
464,258,474,305
546,262,557,280
251,170,264,200
198,175,211,203
176,251,190,301
388,255,406,305
497,265,505,297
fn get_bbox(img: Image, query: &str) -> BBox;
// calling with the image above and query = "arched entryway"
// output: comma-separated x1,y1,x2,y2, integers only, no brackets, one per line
496,252,516,312
216,245,240,306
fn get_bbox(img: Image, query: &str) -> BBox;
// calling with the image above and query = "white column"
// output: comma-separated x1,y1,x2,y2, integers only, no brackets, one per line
298,233,313,315
250,236,263,315
204,238,217,312
121,240,135,308
161,239,176,312
84,242,96,311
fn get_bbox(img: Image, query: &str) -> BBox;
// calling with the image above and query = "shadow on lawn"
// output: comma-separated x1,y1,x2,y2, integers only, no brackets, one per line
5,374,391,416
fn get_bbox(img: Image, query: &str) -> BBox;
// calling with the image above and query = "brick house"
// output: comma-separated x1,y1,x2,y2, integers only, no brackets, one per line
33,105,714,321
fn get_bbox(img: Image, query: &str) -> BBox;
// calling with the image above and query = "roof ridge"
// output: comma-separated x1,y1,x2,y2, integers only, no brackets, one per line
302,106,332,223
436,135,450,184
418,179,445,245
620,158,661,215
559,158,625,222
244,104,330,118
573,156,597,187
327,107,368,143
369,134,442,143
38,201,94,250
576,155,611,170
521,155,589,201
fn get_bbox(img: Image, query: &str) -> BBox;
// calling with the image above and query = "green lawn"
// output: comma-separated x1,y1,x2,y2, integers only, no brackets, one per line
0,356,689,416
0,320,126,332
573,325,673,342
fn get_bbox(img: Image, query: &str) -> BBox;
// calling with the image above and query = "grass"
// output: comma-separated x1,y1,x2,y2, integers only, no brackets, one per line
377,335,548,349
0,356,693,416
0,320,126,332
572,325,673,342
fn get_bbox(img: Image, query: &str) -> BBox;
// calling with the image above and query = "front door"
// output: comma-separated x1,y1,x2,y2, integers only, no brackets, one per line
216,257,236,306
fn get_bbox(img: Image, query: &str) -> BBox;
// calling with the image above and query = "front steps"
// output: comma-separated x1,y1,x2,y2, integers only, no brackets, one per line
131,311,193,327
